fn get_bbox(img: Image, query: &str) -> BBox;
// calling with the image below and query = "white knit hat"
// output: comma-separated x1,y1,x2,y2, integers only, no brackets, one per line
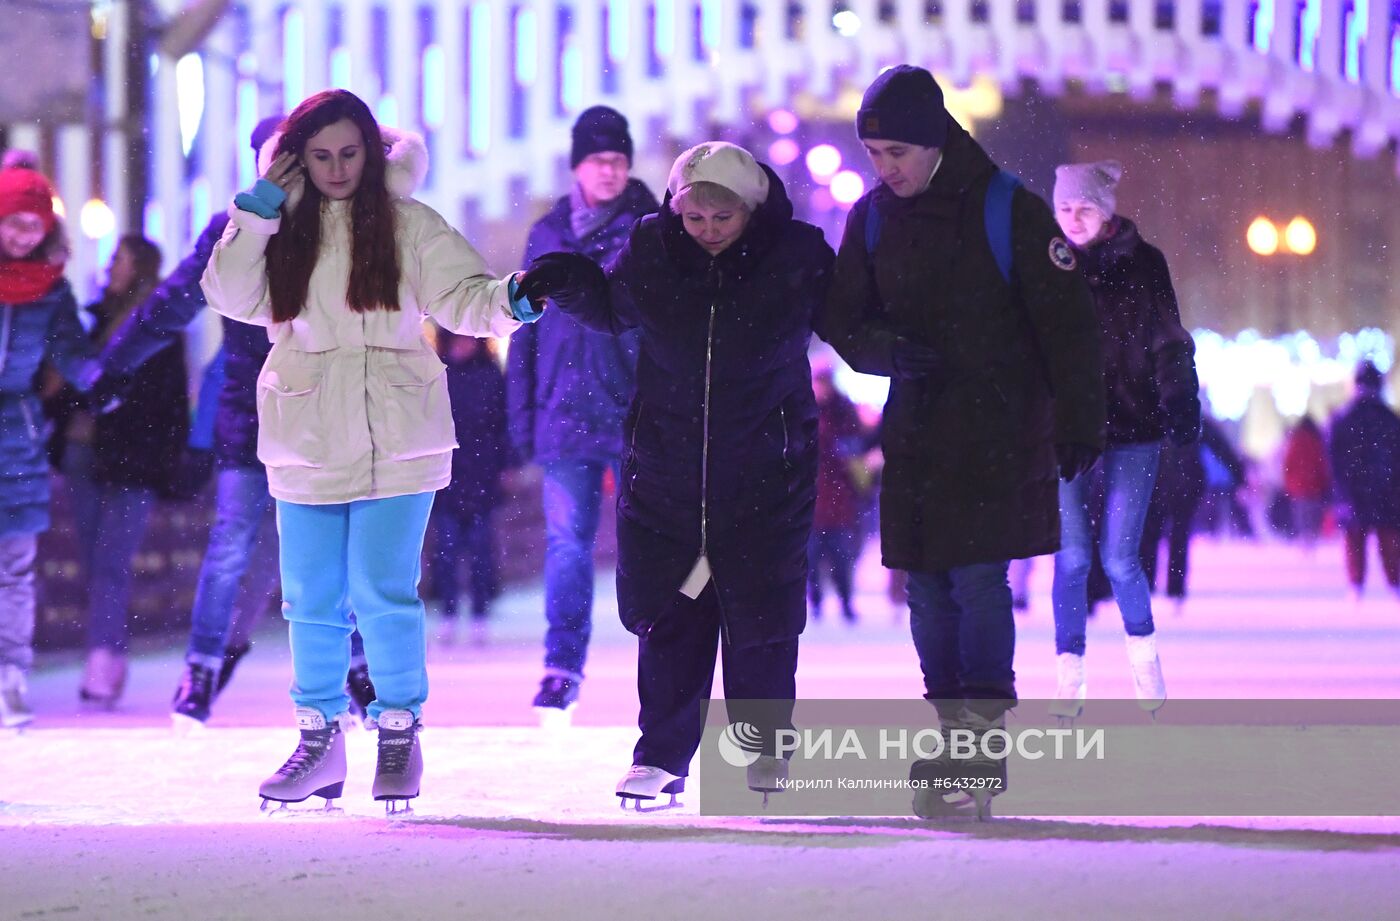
1053,160,1124,217
667,142,770,211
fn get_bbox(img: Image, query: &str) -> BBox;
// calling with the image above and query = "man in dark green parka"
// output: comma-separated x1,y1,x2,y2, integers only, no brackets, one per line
821,66,1106,754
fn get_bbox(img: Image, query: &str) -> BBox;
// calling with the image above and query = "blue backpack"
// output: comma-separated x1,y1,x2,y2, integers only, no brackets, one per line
863,169,1021,285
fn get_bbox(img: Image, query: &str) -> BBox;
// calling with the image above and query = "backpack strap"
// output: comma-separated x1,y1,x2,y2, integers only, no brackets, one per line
984,169,1021,285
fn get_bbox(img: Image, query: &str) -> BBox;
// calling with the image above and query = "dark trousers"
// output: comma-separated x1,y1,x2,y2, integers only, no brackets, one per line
1343,525,1400,589
808,527,860,617
633,584,798,777
428,506,497,619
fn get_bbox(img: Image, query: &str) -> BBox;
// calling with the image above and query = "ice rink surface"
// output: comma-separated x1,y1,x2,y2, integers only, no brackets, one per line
4,537,1399,921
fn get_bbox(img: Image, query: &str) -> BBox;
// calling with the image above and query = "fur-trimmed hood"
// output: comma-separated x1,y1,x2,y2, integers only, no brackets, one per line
256,124,429,210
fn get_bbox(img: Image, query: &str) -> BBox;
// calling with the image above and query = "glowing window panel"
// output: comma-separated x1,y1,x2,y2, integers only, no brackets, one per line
1299,0,1320,71
832,10,861,36
144,201,164,245
330,47,351,89
655,0,674,56
422,44,446,129
190,178,211,240
516,8,538,85
470,4,491,152
561,39,582,111
377,95,399,128
701,0,720,51
609,0,629,60
1392,26,1400,93
1252,0,1273,52
176,54,205,157
282,9,305,115
1344,1,1368,84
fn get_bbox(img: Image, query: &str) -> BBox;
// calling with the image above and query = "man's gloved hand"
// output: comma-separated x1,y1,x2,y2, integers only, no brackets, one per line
516,252,599,305
890,337,943,380
1164,407,1201,446
1056,442,1101,482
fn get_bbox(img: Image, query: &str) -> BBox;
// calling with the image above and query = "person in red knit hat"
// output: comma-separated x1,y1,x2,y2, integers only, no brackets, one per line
0,162,99,729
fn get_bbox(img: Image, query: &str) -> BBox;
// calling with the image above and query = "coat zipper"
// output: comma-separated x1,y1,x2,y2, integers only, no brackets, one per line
779,405,790,467
700,260,732,647
0,305,13,376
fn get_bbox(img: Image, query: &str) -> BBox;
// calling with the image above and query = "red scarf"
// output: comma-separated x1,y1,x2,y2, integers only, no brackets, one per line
0,258,63,304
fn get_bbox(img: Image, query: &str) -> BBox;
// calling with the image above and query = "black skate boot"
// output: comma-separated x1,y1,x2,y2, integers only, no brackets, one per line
532,675,580,729
170,659,217,734
258,707,348,813
373,709,422,815
215,642,252,697
346,661,377,729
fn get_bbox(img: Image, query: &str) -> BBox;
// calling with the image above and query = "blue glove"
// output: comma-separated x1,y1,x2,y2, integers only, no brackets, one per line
508,274,544,324
232,178,287,219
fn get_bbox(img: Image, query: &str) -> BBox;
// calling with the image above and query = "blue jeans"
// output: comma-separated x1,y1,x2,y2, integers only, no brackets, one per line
276,492,434,723
428,507,496,619
540,459,617,680
186,466,277,662
1052,441,1161,656
65,443,156,654
906,563,1017,720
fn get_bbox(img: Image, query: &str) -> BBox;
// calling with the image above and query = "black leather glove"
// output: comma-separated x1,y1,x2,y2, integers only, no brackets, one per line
516,251,598,305
1164,407,1202,446
1056,442,1101,482
890,337,943,380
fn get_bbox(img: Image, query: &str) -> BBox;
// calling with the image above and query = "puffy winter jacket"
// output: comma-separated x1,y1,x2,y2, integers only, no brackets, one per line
102,213,271,471
0,279,95,535
1072,217,1200,446
201,129,525,505
506,179,656,464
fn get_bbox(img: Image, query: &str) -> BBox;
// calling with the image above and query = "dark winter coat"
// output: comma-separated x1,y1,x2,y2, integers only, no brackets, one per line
49,296,190,494
1328,393,1400,529
821,122,1106,572
813,388,866,530
0,279,94,536
441,349,511,518
1073,217,1199,445
102,214,271,470
507,179,657,464
548,168,834,648
1282,421,1329,501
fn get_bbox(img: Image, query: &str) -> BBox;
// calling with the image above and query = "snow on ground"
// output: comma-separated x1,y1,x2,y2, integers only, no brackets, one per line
3,537,1399,920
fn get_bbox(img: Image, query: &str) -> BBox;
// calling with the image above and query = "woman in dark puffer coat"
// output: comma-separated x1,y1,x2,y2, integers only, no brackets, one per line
520,142,834,805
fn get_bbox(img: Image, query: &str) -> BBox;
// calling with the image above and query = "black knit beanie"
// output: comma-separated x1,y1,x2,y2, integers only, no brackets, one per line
570,106,633,168
856,65,949,149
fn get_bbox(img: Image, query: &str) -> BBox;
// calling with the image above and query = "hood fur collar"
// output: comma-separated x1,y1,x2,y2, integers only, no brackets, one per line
256,124,428,209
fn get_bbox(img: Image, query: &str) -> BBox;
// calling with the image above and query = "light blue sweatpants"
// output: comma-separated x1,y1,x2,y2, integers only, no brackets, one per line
276,491,435,722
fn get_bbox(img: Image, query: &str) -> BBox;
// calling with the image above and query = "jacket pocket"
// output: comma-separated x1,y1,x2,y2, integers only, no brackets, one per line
379,352,457,461
256,364,326,468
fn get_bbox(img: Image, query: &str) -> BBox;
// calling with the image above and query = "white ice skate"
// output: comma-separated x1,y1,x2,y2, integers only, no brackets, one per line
1048,652,1087,725
258,708,349,814
616,765,684,811
1125,633,1166,717
0,664,34,730
746,755,789,808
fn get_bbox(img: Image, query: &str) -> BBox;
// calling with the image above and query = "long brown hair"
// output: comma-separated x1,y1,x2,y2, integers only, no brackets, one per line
265,90,400,323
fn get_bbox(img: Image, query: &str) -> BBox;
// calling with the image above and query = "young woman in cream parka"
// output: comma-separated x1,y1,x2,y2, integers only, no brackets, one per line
201,89,541,813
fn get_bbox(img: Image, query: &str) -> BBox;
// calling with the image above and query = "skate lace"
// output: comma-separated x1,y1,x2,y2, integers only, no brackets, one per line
276,734,328,779
625,765,664,781
378,727,417,775
179,665,213,703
